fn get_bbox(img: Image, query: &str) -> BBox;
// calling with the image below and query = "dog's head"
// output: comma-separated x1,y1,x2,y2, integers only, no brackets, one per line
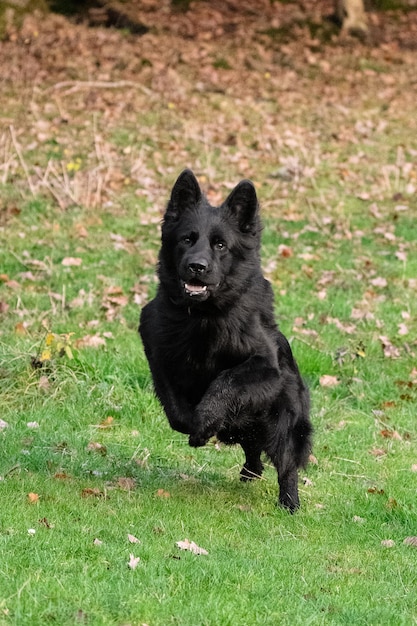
158,169,261,308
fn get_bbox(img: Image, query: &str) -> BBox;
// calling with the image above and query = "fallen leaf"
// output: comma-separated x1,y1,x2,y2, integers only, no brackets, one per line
40,348,52,362
128,553,140,569
117,477,136,491
352,516,366,523
381,539,395,548
278,244,293,258
38,517,53,529
75,224,89,238
28,492,40,503
27,421,40,429
370,277,388,288
369,448,386,457
15,322,28,335
403,537,417,547
93,538,103,546
97,416,115,429
379,336,401,359
0,419,8,431
75,334,106,349
128,534,140,544
380,429,402,440
81,487,104,498
319,375,340,387
54,472,71,480
237,504,252,512
62,257,83,266
176,538,208,556
38,376,50,391
156,488,170,498
86,442,107,456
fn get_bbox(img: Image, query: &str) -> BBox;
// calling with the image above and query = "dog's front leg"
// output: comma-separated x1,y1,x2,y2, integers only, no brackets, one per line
189,356,279,447
148,367,195,435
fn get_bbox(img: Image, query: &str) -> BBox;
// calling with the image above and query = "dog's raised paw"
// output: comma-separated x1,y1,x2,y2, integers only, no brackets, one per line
188,433,209,447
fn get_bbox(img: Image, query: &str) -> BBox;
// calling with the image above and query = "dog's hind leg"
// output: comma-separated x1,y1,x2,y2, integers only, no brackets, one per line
239,442,264,482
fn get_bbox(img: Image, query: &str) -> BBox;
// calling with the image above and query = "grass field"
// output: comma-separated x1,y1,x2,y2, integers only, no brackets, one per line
1,3,417,625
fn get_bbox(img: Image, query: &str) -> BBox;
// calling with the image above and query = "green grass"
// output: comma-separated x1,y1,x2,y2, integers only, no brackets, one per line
1,10,417,625
1,178,416,626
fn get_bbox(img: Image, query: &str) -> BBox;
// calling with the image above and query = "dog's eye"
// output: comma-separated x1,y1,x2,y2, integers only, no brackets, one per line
182,236,192,245
214,240,226,251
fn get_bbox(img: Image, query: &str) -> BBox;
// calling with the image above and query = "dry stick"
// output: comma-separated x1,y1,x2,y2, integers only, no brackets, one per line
9,125,37,196
0,132,13,185
49,80,153,96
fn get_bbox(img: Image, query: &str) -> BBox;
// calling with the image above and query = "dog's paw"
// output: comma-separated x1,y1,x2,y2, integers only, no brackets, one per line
188,433,209,447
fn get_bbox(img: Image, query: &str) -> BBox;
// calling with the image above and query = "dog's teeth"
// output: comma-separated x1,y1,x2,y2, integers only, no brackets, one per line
185,284,207,295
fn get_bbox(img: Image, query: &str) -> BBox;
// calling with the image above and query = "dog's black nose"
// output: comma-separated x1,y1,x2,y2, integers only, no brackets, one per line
188,262,207,275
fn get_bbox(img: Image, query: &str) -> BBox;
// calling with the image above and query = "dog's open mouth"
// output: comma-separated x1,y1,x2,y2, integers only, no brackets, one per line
184,281,208,297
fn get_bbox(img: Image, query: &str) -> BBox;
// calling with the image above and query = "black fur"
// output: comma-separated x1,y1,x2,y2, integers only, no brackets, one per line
139,169,312,512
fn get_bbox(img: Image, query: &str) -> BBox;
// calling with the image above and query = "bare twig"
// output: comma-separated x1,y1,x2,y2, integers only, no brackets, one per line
48,80,152,96
9,125,36,196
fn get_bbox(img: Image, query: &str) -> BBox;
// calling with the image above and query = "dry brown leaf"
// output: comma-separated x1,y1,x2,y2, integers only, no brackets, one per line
28,492,40,503
369,448,387,457
380,429,402,440
403,537,417,547
319,375,340,388
278,244,293,258
379,336,401,359
75,334,106,349
61,257,82,267
15,322,28,335
156,489,170,498
86,442,107,456
54,472,71,480
97,416,115,429
176,538,208,556
117,477,136,491
81,487,104,498
128,554,141,570
38,517,53,529
370,277,388,288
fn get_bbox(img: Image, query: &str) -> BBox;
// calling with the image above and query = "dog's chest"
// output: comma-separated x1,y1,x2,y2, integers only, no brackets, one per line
174,316,252,372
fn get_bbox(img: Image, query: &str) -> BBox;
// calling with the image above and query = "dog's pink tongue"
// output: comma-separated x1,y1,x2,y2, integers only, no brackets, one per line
185,283,207,294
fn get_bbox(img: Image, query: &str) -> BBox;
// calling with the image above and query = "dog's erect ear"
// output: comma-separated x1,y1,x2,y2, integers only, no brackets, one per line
225,180,259,234
165,169,202,219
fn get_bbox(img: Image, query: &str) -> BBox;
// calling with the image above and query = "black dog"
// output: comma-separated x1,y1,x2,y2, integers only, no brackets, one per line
139,170,312,511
